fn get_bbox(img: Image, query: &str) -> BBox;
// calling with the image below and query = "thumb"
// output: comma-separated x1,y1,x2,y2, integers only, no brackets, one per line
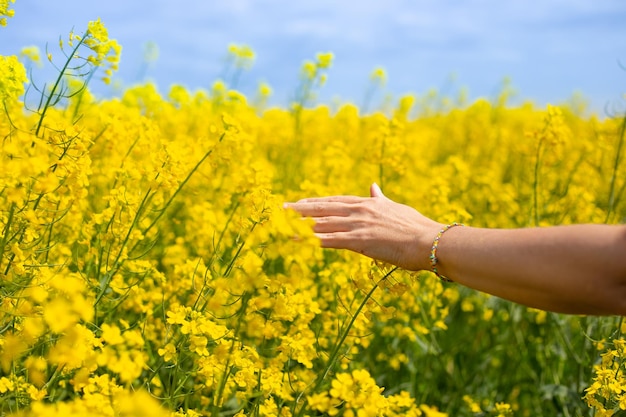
370,182,385,198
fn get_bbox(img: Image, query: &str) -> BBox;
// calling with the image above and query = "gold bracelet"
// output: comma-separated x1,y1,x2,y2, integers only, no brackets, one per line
429,222,464,282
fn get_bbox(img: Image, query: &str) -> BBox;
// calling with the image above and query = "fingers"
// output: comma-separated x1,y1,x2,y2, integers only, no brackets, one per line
284,199,362,217
310,216,353,233
314,231,357,251
284,185,384,240
286,183,386,207
294,195,365,204
370,182,385,198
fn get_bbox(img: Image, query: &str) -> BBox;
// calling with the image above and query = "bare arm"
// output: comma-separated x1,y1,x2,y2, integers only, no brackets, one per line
285,184,626,316
437,224,626,315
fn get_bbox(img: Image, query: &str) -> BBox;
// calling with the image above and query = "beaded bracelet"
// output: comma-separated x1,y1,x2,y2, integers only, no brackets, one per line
429,222,464,282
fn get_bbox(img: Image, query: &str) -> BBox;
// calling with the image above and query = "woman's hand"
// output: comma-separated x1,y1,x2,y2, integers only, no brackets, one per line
286,183,626,315
284,183,442,271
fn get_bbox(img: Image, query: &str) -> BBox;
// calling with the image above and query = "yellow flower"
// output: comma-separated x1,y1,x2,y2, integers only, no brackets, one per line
0,333,28,373
228,43,255,69
27,384,47,401
301,60,317,80
370,66,387,84
0,377,15,394
47,324,99,370
20,45,42,67
101,324,125,345
82,18,122,83
494,402,513,416
0,0,15,27
0,55,28,103
189,335,209,356
166,306,189,325
24,356,47,387
316,52,333,69
113,390,169,417
462,395,482,413
43,298,78,334
258,397,283,417
157,343,177,362
258,82,272,98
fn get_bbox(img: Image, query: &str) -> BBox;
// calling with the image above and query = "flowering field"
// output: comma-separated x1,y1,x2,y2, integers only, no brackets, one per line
1,12,626,417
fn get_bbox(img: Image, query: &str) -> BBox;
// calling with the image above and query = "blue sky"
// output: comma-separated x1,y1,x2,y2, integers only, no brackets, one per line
2,0,626,114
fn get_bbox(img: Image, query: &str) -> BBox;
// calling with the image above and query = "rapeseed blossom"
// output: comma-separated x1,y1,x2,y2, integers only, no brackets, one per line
0,0,15,26
19,45,41,67
84,18,122,83
0,55,27,103
228,43,255,69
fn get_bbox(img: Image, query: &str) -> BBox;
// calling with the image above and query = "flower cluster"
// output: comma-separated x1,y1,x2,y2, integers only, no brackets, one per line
584,321,626,415
0,0,15,27
82,18,122,84
0,55,27,104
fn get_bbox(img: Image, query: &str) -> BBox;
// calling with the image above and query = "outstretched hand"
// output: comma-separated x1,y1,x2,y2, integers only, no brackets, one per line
284,183,443,271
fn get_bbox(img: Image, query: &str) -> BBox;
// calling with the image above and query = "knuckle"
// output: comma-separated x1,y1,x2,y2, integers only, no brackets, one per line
313,203,326,213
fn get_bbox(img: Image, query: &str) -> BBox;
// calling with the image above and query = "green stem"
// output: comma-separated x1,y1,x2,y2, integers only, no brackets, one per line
295,266,398,417
0,203,15,274
211,292,251,417
42,199,63,264
531,137,544,227
379,135,386,191
35,36,87,138
71,69,95,121
601,317,624,411
605,114,626,223
207,200,240,271
141,133,223,238
94,188,154,307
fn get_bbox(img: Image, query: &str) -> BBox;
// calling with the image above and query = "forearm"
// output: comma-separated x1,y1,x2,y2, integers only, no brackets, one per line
435,224,626,315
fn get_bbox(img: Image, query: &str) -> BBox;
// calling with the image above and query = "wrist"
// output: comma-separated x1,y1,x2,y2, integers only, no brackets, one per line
429,222,465,281
406,221,445,271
